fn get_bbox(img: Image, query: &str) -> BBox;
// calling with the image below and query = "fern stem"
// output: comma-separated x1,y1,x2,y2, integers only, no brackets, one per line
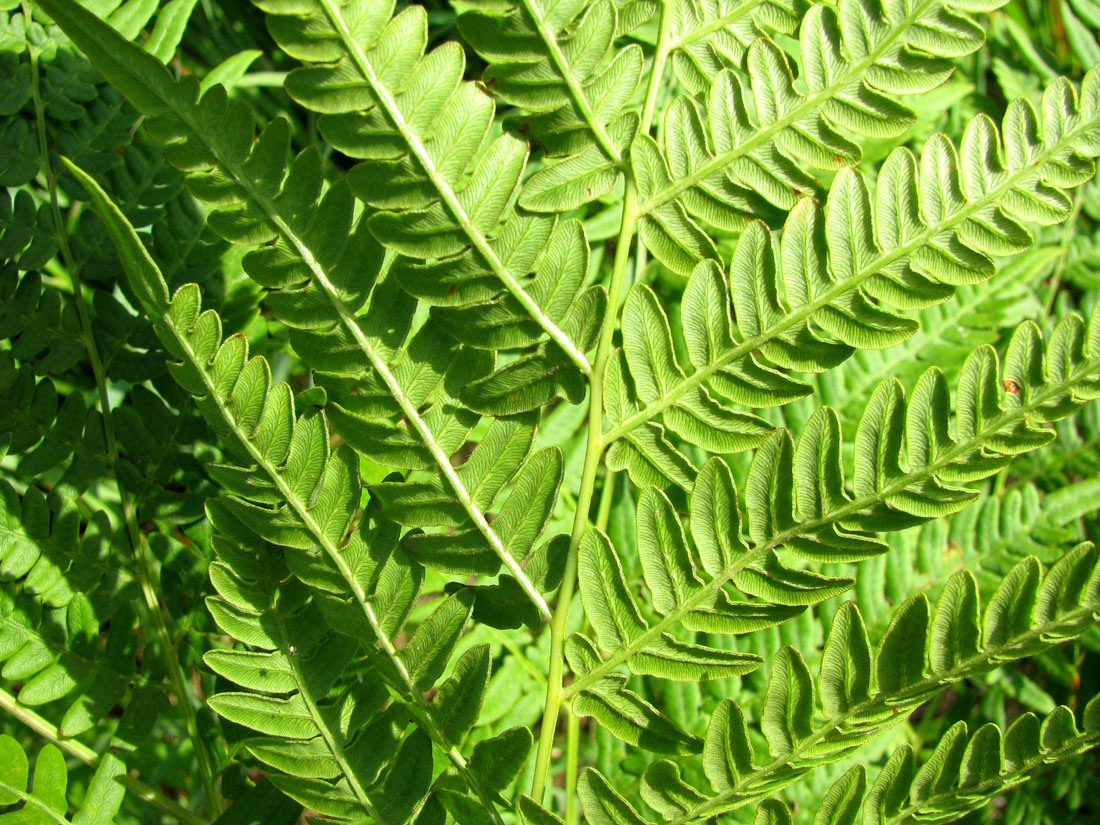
640,0,674,135
564,702,582,825
530,172,641,803
0,687,209,825
22,17,224,816
602,114,1100,446
315,0,592,379
568,356,1100,698
531,0,677,786
672,598,1100,824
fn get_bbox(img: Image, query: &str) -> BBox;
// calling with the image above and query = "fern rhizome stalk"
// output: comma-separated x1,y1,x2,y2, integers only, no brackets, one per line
10,0,1100,823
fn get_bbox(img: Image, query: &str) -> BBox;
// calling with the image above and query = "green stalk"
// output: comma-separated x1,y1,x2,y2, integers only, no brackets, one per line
22,16,223,816
564,704,582,825
528,0,674,804
529,176,640,806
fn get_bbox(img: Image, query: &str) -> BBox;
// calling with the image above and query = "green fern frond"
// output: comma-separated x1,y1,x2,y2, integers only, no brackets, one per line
0,359,107,495
68,156,533,817
0,266,84,375
576,543,1100,823
609,75,1100,477
0,482,144,739
457,0,647,208
569,312,1100,728
668,0,808,95
254,0,599,385
814,692,1100,825
41,0,561,620
818,246,1054,428
634,0,1009,259
0,189,59,272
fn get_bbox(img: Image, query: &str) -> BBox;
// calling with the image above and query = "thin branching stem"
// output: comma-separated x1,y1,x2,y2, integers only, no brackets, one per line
530,0,674,802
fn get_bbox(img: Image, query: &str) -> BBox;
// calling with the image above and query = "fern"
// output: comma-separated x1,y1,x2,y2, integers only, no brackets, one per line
5,0,1100,823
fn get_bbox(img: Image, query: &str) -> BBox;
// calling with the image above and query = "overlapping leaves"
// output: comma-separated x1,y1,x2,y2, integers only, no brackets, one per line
610,73,1100,487
41,0,563,622
637,0,1009,260
579,543,1100,823
73,160,533,824
571,308,1100,751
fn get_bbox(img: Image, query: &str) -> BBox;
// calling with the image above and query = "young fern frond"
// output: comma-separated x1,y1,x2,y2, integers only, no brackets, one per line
577,543,1100,825
610,74,1100,482
571,312,1100,711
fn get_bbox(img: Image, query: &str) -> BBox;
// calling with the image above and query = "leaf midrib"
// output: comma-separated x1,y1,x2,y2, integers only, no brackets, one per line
516,0,624,165
603,115,1096,446
568,359,1100,696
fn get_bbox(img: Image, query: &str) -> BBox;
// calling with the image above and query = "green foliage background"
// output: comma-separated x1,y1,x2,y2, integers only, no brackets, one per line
1,0,1100,824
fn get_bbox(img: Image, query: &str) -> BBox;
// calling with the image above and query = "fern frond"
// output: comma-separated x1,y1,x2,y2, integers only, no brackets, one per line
0,735,126,825
609,75,1100,477
204,501,442,825
253,0,599,384
634,0,1008,262
70,158,529,818
0,482,145,739
577,544,1100,823
0,189,59,272
0,359,107,495
801,693,1100,825
569,313,1100,718
42,0,558,621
